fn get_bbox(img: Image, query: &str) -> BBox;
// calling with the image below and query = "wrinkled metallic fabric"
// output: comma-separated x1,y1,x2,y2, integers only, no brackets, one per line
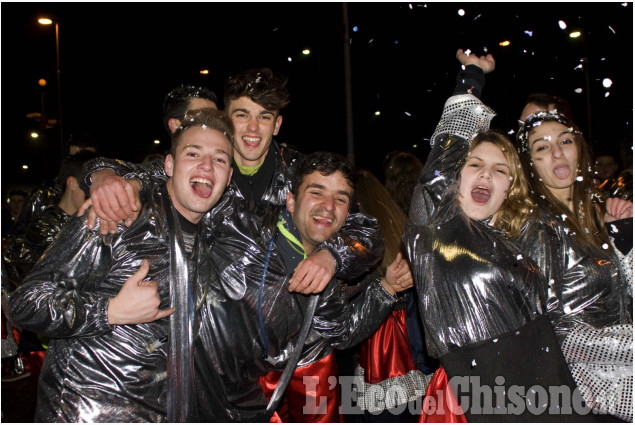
405,94,545,359
192,193,394,421
4,205,71,290
80,140,384,279
517,208,627,339
7,184,191,422
6,185,61,242
405,196,546,359
516,190,633,422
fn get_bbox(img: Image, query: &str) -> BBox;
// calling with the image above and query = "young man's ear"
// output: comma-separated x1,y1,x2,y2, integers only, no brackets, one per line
286,191,295,214
67,176,78,191
164,154,174,177
273,115,283,136
168,118,181,134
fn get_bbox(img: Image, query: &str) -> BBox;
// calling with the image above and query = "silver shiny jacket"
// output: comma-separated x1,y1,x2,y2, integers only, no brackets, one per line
517,206,628,339
4,204,71,290
192,191,395,421
404,94,546,359
405,133,546,359
7,184,188,422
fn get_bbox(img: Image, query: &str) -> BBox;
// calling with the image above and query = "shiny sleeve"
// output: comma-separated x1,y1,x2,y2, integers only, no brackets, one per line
7,216,114,338
311,271,396,350
516,215,565,326
80,156,167,195
318,211,385,280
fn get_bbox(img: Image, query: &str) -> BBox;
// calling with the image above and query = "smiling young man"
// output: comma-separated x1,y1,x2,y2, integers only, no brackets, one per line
7,109,234,422
195,151,411,422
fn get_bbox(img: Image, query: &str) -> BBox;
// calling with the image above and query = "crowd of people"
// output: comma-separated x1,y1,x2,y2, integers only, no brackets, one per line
1,46,632,423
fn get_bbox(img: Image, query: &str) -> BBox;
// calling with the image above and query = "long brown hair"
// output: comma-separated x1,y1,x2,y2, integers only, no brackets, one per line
354,169,407,275
517,112,610,251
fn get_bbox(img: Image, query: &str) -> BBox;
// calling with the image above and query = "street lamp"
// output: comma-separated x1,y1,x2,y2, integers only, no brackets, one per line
38,17,64,158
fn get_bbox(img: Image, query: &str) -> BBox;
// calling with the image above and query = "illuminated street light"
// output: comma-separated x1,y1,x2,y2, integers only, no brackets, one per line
38,17,64,157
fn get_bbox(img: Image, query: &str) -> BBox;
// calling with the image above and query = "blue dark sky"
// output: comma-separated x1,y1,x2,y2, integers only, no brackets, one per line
2,2,633,192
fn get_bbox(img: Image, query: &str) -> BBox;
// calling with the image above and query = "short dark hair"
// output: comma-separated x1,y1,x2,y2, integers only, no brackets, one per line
8,188,27,200
65,132,99,154
58,150,100,191
170,108,234,157
526,92,574,120
162,85,218,134
291,152,354,202
223,68,290,113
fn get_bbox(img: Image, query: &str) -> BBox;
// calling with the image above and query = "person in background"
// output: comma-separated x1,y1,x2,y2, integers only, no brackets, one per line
7,132,99,246
518,92,574,124
382,152,424,216
594,150,632,201
351,168,427,422
2,189,27,241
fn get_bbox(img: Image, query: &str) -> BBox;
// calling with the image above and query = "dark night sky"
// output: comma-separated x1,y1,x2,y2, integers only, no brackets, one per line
2,1,633,195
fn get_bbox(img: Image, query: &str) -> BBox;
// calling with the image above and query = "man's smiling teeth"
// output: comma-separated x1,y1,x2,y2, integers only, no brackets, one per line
190,177,212,186
312,215,333,223
243,136,260,143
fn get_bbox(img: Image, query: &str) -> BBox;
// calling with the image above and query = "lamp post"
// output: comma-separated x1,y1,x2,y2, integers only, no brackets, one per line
38,17,63,158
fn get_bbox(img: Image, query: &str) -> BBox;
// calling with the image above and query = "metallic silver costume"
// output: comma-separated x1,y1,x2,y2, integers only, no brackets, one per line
517,197,633,421
8,184,190,422
4,205,71,290
404,94,546,358
193,194,395,421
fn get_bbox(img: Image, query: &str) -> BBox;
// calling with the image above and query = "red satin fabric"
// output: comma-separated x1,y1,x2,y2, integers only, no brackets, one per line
358,310,417,384
419,367,467,423
260,352,342,423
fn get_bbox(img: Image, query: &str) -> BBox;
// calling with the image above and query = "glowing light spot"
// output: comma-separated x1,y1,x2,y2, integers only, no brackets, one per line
576,176,583,182
524,30,533,37
602,78,613,88
605,92,611,98
153,139,160,145
458,9,465,16
374,110,381,116
575,88,583,94
499,40,510,47
569,31,581,38
30,132,39,139
404,111,411,117
558,20,567,29
608,26,616,34
602,243,609,250
302,49,310,55
353,26,358,32
22,164,29,170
